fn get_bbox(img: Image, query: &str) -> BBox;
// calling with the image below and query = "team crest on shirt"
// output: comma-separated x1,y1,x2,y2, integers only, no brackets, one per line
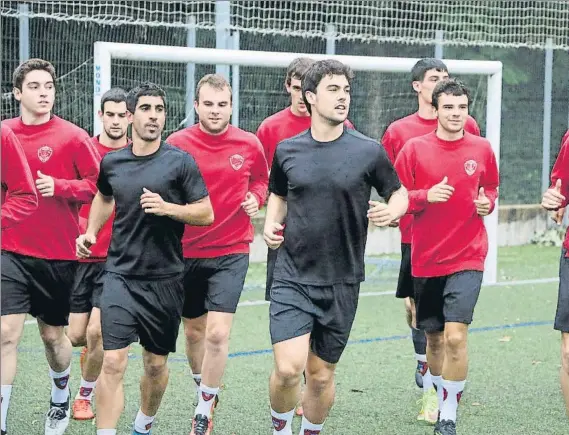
229,154,244,170
38,145,53,162
464,159,477,176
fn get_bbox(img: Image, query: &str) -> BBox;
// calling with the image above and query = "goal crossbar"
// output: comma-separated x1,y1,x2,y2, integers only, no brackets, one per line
93,41,502,284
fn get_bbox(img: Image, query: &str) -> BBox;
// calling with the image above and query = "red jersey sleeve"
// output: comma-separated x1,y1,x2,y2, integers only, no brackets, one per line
394,142,429,214
480,147,500,214
53,134,100,202
1,126,38,229
255,121,274,169
551,141,569,208
248,138,270,207
380,127,397,164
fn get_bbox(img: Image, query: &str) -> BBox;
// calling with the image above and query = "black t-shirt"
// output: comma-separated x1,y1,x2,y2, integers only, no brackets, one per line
97,142,208,278
269,128,401,285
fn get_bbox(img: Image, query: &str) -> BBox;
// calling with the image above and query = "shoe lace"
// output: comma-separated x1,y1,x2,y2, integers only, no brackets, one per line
193,415,210,435
424,390,439,411
46,406,67,427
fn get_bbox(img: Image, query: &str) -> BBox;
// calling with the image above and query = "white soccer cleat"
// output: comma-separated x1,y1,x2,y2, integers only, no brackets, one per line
45,402,70,435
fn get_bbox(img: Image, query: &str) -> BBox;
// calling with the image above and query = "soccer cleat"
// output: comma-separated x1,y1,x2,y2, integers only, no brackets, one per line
79,346,88,371
190,414,212,435
2,430,6,435
44,398,70,435
72,398,95,420
132,428,152,435
415,360,428,388
417,388,438,425
434,419,457,435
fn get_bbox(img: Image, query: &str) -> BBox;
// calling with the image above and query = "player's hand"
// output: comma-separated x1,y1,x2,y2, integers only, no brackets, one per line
140,188,168,216
541,179,565,211
76,233,96,259
551,207,565,225
367,200,396,227
427,176,454,203
35,170,55,197
241,192,259,217
474,187,491,216
263,222,284,250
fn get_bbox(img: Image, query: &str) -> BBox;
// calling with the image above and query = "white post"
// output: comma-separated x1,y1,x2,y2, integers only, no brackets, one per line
186,15,197,127
18,3,30,63
326,24,336,55
215,0,231,79
483,69,503,285
434,30,444,59
93,42,112,136
231,30,240,127
541,38,553,197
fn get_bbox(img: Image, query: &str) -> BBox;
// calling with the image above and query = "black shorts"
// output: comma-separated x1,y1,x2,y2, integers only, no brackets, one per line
182,254,249,319
395,243,413,299
70,262,106,313
413,270,483,333
269,278,360,364
100,272,184,355
265,248,279,301
1,252,76,326
554,249,569,332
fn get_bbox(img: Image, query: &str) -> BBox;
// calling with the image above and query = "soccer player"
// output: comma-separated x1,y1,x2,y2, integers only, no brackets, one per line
265,59,408,435
394,79,499,435
76,82,213,435
550,129,569,225
1,59,100,435
1,123,38,230
541,132,569,417
381,58,481,424
167,73,269,435
67,88,130,421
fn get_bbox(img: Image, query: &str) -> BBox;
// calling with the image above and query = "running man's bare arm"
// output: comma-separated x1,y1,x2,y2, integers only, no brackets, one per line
86,191,115,237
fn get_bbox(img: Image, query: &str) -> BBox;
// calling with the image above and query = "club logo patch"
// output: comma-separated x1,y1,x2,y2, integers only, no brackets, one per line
272,417,286,431
229,154,244,170
54,375,69,390
464,159,477,176
38,145,53,163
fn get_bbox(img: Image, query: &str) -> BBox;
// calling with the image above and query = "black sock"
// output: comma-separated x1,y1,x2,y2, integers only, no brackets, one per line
411,327,427,355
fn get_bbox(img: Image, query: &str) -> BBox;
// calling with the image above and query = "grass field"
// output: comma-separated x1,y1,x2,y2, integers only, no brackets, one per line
8,245,568,434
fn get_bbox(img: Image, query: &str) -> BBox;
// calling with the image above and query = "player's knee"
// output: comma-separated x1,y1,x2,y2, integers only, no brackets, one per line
67,329,86,347
274,361,304,387
86,321,102,348
40,325,66,349
443,329,467,354
305,366,335,394
101,351,128,377
0,321,22,350
426,332,444,353
561,338,569,373
144,360,168,378
184,318,206,344
205,325,230,349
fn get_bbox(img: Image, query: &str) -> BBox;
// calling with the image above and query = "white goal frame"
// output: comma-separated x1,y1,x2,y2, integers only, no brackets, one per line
93,41,502,284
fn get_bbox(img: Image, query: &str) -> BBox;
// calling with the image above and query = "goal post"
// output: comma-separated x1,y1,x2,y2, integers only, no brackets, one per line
93,41,502,285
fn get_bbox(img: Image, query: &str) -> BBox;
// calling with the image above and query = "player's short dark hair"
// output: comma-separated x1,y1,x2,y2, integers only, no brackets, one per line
285,57,314,87
301,59,354,115
126,82,166,113
195,73,232,103
13,58,56,91
431,78,470,110
100,87,127,112
411,58,448,82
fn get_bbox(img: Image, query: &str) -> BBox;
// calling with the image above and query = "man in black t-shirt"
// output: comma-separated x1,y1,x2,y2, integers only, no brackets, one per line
75,83,214,435
264,60,408,435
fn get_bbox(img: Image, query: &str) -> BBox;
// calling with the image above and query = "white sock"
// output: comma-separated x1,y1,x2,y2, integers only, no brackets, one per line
440,379,466,422
76,377,96,401
97,430,117,435
422,368,434,392
192,373,202,387
133,409,155,433
271,408,294,434
49,366,71,404
299,416,324,434
415,353,427,363
431,374,444,412
1,385,13,432
195,384,219,418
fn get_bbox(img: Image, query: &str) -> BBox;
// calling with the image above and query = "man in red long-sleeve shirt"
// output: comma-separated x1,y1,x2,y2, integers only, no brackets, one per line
0,59,100,435
1,123,38,230
395,79,499,435
166,74,269,435
381,59,481,421
550,129,569,225
65,88,130,422
541,132,569,418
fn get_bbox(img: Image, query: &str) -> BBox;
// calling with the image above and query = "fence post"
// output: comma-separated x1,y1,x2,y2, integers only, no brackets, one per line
326,24,336,55
434,30,444,59
541,38,553,199
185,15,197,127
215,0,231,79
231,30,240,127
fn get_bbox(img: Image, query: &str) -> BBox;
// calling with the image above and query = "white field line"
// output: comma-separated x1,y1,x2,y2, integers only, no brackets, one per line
23,276,559,325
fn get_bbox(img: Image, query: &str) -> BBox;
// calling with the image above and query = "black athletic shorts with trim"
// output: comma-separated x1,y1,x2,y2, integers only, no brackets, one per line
1,251,76,326
265,248,279,301
100,272,184,355
413,270,483,333
182,254,249,319
269,278,360,364
395,243,413,299
554,249,569,332
70,262,106,313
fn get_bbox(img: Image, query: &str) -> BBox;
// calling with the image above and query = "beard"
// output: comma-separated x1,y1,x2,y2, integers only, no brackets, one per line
105,129,126,140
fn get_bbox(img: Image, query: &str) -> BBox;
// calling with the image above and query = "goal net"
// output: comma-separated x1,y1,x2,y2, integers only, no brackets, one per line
93,42,502,284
